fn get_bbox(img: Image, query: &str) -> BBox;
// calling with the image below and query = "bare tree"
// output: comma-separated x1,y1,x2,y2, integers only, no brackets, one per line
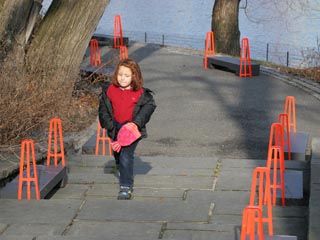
1,0,109,83
0,0,110,145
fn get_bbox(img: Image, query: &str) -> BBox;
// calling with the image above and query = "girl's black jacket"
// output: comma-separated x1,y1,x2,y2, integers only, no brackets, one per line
98,82,156,140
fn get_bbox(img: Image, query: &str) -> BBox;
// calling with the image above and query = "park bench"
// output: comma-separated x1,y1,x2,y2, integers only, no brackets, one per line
207,55,260,76
0,165,68,199
92,33,129,47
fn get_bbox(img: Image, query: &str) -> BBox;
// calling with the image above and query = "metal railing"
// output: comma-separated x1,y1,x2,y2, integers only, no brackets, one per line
100,30,320,69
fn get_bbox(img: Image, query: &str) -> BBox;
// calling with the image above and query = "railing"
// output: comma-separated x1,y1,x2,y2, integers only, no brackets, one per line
98,30,320,69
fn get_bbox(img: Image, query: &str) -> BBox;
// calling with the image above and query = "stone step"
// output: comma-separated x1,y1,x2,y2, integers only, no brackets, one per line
0,155,308,240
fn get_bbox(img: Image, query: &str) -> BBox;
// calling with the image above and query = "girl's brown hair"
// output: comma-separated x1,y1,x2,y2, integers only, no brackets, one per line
112,58,144,91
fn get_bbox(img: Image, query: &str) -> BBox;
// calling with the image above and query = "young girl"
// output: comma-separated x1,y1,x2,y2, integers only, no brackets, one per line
98,58,156,200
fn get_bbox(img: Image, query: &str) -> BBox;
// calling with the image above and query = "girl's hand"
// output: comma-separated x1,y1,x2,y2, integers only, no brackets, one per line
111,141,121,152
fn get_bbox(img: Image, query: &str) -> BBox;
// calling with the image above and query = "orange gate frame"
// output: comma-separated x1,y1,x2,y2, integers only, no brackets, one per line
47,118,66,166
18,139,40,200
95,122,112,156
90,38,102,67
267,146,286,206
284,96,296,133
240,206,265,240
239,37,252,77
249,167,273,236
119,45,129,61
268,123,285,160
114,15,123,48
204,31,215,69
278,113,291,160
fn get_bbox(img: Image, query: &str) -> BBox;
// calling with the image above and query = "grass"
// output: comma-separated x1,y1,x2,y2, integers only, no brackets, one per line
255,60,320,83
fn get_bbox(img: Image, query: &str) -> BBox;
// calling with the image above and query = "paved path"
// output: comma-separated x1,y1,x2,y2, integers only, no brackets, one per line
0,42,320,239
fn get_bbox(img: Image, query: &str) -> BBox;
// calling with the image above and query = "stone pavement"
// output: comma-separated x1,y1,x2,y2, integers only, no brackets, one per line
0,41,320,239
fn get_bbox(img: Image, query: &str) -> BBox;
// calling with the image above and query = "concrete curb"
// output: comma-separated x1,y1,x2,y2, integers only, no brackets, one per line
261,66,320,101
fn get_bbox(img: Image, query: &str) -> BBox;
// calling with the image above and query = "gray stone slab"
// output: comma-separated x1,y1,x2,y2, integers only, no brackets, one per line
102,156,219,169
220,158,308,170
77,198,211,223
311,165,320,184
67,155,113,168
2,223,65,236
308,189,320,240
65,220,162,239
272,205,308,218
273,218,306,240
134,175,215,190
220,159,267,168
51,184,90,199
284,132,309,161
163,229,237,240
215,168,254,191
0,236,35,240
86,183,184,199
136,167,214,176
164,229,296,240
270,170,303,199
37,236,160,240
311,156,320,164
0,161,19,180
210,190,250,215
165,217,299,239
0,199,82,224
311,137,320,160
67,166,118,184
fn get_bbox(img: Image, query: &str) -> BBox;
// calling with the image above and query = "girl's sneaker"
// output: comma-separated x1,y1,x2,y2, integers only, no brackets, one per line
117,186,132,200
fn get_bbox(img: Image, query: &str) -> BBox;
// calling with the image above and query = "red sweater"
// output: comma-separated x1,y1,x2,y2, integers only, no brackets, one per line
107,84,143,124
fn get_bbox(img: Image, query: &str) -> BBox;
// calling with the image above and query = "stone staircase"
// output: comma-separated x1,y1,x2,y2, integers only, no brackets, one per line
0,150,310,239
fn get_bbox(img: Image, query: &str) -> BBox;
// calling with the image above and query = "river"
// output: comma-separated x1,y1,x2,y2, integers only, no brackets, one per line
42,0,320,68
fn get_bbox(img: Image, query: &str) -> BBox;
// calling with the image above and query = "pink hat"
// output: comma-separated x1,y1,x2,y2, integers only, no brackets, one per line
117,122,141,146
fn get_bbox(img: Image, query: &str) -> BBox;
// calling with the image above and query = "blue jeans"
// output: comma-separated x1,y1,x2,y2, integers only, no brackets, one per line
114,140,139,187
113,121,140,188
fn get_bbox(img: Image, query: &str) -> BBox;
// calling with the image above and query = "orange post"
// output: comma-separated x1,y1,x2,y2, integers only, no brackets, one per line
249,167,273,236
278,113,291,160
90,39,102,67
239,37,252,77
47,118,65,166
204,31,215,69
240,206,264,240
267,146,286,206
114,15,123,48
119,45,129,61
268,123,285,160
18,140,40,200
95,122,112,156
283,96,296,133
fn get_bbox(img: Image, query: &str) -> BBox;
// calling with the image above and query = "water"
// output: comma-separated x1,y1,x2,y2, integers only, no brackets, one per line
42,0,320,67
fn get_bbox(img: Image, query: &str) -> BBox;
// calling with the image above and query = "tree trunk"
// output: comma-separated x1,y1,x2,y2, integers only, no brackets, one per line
0,0,34,62
26,0,110,83
211,0,240,56
0,0,110,145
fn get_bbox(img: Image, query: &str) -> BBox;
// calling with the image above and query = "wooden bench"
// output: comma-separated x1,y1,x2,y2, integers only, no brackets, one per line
92,33,129,47
206,55,260,76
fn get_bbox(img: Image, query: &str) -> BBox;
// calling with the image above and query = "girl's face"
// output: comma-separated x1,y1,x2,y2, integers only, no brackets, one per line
117,66,133,90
